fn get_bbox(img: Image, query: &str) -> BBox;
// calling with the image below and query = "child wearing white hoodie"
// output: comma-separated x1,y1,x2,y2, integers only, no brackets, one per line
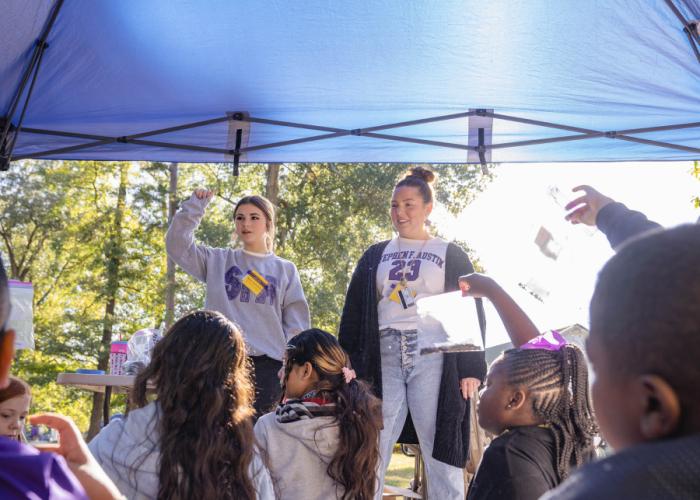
254,329,382,500
89,310,273,500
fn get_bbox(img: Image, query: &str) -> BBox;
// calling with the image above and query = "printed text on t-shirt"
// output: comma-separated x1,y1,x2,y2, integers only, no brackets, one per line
224,265,278,305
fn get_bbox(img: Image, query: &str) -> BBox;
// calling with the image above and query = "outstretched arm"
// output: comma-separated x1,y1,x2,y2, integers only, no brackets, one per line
565,185,661,250
165,189,214,282
459,273,540,348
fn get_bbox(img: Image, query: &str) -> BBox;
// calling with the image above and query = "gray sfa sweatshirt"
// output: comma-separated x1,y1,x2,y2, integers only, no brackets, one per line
166,194,310,360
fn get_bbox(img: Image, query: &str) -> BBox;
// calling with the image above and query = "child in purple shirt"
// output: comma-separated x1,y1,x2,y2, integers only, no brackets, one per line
0,256,121,499
0,435,87,499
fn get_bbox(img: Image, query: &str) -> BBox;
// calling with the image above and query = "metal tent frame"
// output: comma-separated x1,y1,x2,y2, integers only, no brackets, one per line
2,0,700,172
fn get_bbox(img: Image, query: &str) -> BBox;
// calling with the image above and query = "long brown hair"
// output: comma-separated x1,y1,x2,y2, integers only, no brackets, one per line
131,310,256,500
282,329,382,500
234,195,276,251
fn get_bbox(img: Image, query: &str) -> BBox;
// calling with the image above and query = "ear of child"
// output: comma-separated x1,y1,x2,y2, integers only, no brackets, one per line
636,375,681,441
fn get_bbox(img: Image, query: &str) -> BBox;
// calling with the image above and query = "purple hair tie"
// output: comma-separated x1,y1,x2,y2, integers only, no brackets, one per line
520,330,567,351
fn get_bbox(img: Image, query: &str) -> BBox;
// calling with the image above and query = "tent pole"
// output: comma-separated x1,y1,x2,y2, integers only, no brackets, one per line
360,132,472,150
490,133,603,150
664,0,700,64
0,0,64,170
233,128,242,176
20,118,700,147
12,139,117,160
360,111,475,133
612,134,700,154
11,110,700,161
477,128,489,175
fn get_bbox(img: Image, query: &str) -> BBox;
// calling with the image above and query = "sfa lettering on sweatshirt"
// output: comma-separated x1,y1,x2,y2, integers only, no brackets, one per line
380,250,445,268
225,265,278,305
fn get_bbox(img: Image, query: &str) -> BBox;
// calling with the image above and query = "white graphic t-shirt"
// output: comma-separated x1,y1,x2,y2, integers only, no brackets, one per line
377,237,448,330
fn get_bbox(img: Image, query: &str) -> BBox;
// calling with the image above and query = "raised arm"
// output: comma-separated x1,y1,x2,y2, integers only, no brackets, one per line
165,189,215,282
565,185,662,250
459,273,540,348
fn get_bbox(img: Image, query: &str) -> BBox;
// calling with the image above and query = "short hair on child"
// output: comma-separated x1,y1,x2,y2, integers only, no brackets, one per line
500,344,597,479
590,224,700,412
0,376,31,404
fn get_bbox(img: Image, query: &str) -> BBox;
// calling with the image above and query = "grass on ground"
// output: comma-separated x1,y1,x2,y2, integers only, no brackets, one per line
385,448,416,488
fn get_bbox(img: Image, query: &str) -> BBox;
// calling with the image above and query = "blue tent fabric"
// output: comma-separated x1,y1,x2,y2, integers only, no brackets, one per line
2,0,699,164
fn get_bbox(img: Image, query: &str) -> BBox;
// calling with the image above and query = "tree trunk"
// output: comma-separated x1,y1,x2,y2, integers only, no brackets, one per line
87,164,129,439
164,162,178,328
265,163,280,206
266,163,281,248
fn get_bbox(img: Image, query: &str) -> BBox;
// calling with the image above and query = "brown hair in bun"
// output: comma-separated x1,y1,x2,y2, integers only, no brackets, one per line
395,166,437,204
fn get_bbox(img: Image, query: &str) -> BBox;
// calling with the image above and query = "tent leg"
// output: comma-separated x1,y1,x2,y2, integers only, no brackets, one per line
0,0,64,171
233,128,243,176
478,128,489,176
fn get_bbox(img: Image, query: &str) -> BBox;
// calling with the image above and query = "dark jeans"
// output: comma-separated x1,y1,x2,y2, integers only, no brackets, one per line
249,354,283,418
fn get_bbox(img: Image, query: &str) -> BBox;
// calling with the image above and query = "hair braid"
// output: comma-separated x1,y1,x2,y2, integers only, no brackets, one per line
502,344,597,479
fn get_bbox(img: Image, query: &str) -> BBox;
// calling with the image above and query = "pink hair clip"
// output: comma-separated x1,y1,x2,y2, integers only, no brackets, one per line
342,367,357,384
520,330,567,352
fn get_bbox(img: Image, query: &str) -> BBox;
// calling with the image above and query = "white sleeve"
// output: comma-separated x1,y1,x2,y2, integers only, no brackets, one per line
252,420,277,499
165,194,214,282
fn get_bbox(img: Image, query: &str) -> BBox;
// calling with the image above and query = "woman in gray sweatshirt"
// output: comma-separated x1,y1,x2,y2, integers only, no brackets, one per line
166,190,310,415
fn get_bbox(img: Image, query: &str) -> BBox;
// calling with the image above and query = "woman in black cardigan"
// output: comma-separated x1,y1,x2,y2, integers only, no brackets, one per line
339,167,487,499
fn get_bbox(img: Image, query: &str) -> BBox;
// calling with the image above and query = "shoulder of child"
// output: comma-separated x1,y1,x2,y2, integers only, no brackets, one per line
0,440,88,499
490,427,556,470
544,434,700,500
253,411,276,433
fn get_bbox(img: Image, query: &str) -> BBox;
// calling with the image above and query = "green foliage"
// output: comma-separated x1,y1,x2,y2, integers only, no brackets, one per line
1,160,491,431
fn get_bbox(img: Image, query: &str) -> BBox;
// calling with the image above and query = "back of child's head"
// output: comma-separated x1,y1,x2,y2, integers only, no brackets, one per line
284,329,381,500
132,310,256,500
500,343,597,479
590,224,700,437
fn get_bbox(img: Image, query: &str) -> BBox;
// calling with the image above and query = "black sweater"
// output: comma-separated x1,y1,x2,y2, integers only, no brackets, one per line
338,240,487,467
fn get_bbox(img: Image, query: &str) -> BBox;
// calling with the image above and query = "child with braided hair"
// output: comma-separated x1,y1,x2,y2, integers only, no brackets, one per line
254,328,382,500
459,274,597,500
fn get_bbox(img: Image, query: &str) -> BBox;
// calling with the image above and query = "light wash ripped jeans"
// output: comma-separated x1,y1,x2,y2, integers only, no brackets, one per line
376,327,464,500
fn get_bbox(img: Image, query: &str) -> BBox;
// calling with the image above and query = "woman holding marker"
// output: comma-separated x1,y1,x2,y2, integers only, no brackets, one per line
339,167,487,499
166,189,310,416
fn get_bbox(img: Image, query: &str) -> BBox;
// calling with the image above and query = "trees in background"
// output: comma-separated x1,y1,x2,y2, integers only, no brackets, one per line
1,160,489,430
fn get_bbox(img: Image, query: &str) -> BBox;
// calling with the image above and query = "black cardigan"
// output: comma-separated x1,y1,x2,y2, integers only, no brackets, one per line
338,240,487,467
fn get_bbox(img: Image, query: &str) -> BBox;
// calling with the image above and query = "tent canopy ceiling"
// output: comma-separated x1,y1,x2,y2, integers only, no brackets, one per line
1,0,699,167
